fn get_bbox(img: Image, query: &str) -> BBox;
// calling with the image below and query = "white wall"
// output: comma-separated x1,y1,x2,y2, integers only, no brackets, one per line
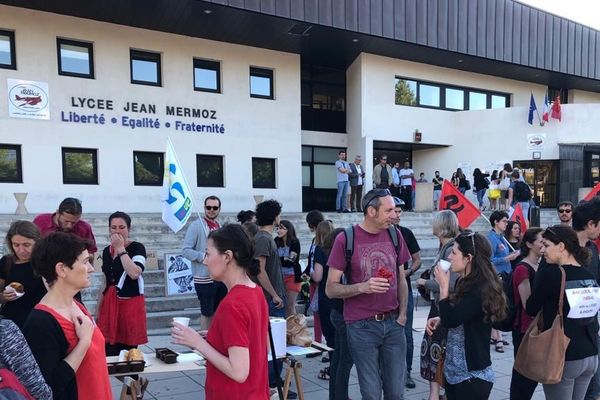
570,89,600,104
0,6,302,213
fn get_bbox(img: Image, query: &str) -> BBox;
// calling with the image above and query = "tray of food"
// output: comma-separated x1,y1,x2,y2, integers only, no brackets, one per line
107,348,146,374
155,347,179,364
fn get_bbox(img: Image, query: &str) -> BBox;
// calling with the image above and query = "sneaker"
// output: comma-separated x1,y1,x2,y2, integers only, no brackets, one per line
405,372,416,389
287,390,298,399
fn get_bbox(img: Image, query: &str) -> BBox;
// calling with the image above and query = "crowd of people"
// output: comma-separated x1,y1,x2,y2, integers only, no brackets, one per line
1,189,600,400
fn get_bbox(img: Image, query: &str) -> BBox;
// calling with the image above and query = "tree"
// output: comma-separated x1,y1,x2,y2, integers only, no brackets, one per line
395,79,417,106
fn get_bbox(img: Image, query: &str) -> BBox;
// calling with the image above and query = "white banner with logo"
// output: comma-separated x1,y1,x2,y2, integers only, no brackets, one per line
7,79,50,120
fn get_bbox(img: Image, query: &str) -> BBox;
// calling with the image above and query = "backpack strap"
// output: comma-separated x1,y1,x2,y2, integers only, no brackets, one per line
387,225,401,268
344,226,354,284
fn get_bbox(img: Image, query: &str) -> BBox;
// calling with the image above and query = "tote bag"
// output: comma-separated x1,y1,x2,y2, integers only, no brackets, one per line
514,267,570,384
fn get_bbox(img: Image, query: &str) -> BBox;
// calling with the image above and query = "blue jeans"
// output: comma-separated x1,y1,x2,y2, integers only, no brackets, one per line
476,189,486,208
405,284,414,372
584,340,600,400
520,201,530,221
329,309,354,400
336,181,349,211
347,317,407,400
268,298,286,387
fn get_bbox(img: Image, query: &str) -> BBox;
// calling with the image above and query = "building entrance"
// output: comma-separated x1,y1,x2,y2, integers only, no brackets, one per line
514,160,559,208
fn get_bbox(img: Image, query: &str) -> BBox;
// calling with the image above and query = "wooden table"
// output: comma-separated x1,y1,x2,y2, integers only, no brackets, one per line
278,342,333,400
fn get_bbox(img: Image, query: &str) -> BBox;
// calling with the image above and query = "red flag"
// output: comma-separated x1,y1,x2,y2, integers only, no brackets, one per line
584,181,600,201
551,96,561,121
438,179,481,228
510,202,528,230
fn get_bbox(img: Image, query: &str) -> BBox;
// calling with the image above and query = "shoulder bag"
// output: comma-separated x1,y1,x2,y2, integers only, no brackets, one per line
514,266,570,384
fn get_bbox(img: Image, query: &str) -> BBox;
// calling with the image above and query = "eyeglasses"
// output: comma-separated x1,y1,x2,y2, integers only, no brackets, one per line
205,206,220,211
381,158,387,161
362,189,391,209
558,209,572,214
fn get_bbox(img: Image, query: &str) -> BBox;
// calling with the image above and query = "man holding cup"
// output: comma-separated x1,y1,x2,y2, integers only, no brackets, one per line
326,189,411,399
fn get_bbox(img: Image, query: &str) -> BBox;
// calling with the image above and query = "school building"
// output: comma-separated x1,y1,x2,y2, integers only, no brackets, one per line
0,0,599,213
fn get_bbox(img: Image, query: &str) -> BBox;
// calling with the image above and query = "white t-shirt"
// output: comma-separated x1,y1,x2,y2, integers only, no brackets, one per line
399,168,414,186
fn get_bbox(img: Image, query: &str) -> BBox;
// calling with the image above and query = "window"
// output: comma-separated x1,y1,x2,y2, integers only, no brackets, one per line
57,38,94,78
133,151,163,186
0,144,22,182
196,155,224,187
394,76,511,111
252,157,276,188
130,49,161,86
548,87,568,104
445,88,465,110
193,59,221,93
419,84,440,107
0,30,15,69
62,147,98,184
250,67,274,99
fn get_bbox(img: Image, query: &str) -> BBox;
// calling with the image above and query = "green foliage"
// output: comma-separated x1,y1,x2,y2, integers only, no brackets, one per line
395,79,417,106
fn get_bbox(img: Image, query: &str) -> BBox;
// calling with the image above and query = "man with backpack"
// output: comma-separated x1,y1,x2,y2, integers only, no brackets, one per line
326,188,411,399
508,170,533,220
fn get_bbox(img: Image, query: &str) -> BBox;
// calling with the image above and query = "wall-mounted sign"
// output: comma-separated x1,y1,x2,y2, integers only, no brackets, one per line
164,253,194,296
527,134,546,151
7,79,50,120
414,130,422,142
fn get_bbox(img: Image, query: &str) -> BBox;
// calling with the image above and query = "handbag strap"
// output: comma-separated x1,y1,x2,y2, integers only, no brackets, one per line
557,266,566,318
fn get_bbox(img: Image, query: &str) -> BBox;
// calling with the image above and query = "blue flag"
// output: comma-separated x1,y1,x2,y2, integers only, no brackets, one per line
528,94,537,125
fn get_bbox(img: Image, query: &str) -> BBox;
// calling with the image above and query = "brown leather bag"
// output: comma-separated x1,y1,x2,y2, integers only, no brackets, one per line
286,314,312,347
434,345,446,387
514,266,570,384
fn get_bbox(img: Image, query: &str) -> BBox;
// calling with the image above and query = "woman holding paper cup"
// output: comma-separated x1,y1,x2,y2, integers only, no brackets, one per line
427,231,506,399
96,211,148,356
171,224,269,400
0,220,46,330
525,225,599,400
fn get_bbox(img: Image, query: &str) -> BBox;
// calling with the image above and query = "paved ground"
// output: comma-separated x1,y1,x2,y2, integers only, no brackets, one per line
111,304,546,400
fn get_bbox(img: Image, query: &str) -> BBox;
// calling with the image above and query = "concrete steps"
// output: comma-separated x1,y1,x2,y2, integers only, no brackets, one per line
0,209,560,331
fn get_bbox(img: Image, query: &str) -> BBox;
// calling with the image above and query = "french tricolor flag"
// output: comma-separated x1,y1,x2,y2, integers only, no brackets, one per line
542,92,550,122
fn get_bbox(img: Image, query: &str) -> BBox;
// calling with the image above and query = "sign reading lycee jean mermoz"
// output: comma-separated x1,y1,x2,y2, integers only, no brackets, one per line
7,79,50,120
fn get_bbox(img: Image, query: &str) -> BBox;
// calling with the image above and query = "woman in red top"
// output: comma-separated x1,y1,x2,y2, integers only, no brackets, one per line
509,227,544,400
172,224,269,400
23,232,111,400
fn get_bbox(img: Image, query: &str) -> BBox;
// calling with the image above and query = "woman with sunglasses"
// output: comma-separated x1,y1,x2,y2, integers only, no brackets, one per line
525,225,599,400
427,232,506,399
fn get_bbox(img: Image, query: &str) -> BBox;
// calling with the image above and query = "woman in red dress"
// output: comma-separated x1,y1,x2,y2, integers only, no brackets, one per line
23,232,111,400
172,224,269,400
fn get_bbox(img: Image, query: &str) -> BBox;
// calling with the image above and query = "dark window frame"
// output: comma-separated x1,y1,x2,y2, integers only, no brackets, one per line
395,76,510,111
249,67,274,100
193,58,221,93
61,147,98,185
0,144,22,183
252,157,276,188
130,49,162,87
196,154,224,188
133,151,164,186
56,38,94,79
0,29,16,70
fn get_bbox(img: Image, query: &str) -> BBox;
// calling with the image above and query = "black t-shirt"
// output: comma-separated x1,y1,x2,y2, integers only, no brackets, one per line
101,241,146,297
380,166,389,184
585,241,600,284
399,226,420,288
433,176,443,190
0,257,47,329
526,263,599,361
314,246,343,314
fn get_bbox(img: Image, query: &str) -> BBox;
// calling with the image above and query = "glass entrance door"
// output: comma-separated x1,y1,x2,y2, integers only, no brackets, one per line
514,160,559,208
588,153,600,187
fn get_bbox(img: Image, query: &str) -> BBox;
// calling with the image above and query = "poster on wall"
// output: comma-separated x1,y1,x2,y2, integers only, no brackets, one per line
7,79,50,120
164,253,194,296
527,134,546,151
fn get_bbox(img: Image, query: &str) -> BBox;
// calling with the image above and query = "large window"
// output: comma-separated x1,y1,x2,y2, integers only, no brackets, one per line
57,38,94,78
395,76,510,111
133,151,163,186
130,49,161,86
252,157,276,188
62,147,98,185
196,155,224,187
194,59,220,93
301,65,346,133
0,144,22,182
250,67,274,99
0,30,16,69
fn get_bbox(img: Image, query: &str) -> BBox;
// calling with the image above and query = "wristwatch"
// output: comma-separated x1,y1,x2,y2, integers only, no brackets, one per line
117,251,128,258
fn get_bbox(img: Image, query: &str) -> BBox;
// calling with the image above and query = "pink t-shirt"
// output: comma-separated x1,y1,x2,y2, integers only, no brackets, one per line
327,225,411,323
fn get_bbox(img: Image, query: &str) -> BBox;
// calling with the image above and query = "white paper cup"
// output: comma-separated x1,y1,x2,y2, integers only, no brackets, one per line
173,317,190,327
438,260,451,272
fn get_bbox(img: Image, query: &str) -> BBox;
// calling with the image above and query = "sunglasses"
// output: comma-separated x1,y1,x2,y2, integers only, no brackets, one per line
362,188,391,209
205,206,220,211
459,231,477,257
558,209,572,214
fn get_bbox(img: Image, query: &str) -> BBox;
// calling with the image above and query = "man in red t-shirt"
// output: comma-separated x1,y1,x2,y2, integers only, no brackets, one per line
33,197,97,260
326,188,411,399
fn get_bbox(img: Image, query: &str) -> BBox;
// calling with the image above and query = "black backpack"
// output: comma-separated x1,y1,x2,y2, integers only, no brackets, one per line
514,181,532,202
493,261,535,332
343,225,400,283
